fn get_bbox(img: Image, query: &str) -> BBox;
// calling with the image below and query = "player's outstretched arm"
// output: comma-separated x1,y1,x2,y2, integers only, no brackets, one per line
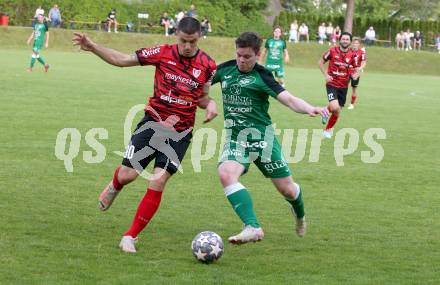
277,91,329,118
72,33,139,67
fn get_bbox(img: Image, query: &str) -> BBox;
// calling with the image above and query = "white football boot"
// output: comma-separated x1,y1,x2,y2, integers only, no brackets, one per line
348,104,354,110
119,236,138,253
99,183,120,211
291,208,307,237
228,225,264,244
322,129,333,139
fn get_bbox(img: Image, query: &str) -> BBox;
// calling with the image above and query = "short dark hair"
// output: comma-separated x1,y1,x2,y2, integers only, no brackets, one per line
177,17,201,34
339,32,353,41
274,26,282,32
235,32,263,54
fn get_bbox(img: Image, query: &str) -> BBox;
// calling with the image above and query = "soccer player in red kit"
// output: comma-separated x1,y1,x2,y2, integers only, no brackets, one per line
348,37,367,110
72,17,217,253
318,32,359,138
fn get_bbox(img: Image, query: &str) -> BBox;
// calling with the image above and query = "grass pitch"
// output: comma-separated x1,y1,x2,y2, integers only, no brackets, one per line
0,46,439,284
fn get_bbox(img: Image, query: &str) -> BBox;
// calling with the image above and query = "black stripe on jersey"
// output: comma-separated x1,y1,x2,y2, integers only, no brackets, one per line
255,64,285,95
216,59,236,72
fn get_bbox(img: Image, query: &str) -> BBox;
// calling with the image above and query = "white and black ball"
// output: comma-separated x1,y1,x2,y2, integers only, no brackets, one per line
191,231,224,263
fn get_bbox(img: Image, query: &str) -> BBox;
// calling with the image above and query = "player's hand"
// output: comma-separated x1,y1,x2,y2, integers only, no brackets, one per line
325,74,333,83
203,100,218,123
308,106,330,118
44,43,49,49
72,33,96,52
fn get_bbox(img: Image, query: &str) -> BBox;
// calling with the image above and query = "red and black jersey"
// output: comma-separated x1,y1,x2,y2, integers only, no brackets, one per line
135,44,216,131
322,46,357,88
352,47,367,68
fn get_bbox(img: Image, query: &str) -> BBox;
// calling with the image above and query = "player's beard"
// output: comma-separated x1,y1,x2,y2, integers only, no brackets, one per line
340,42,350,50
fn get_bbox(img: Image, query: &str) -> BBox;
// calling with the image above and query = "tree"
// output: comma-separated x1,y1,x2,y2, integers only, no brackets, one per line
344,0,355,33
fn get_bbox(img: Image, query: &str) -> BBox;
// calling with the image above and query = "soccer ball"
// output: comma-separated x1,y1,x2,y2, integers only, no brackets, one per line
191,231,224,263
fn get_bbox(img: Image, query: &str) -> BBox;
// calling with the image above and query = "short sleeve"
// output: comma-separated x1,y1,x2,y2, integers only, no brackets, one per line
44,22,49,31
211,67,221,85
135,45,165,66
258,66,285,98
206,60,217,84
265,39,270,49
322,49,332,62
283,40,287,49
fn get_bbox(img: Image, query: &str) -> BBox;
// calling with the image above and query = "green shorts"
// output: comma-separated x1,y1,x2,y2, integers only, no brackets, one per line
265,63,285,78
219,136,291,179
32,45,42,54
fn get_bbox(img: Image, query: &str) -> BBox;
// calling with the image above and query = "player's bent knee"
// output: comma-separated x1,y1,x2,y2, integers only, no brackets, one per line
218,167,239,186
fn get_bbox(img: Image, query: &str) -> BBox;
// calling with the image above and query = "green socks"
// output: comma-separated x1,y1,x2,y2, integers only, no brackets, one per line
30,57,36,68
30,56,45,69
286,183,305,219
37,56,46,65
225,183,260,228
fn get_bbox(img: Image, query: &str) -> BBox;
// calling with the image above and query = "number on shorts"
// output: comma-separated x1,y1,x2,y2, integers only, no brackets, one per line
327,92,335,100
124,145,135,159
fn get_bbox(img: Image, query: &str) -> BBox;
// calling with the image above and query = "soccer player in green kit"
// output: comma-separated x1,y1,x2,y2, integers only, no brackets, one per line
259,27,289,87
26,14,50,73
212,32,329,244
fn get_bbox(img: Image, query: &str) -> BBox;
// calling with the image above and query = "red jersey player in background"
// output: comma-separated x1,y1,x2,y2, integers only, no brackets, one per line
318,32,359,139
72,17,217,253
348,37,367,110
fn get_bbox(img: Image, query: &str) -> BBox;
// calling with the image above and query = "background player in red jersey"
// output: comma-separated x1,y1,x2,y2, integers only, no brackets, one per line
348,37,367,110
72,17,217,253
318,32,359,139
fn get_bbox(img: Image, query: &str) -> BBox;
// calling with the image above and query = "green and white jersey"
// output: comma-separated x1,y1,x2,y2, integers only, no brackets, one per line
33,22,49,49
264,38,286,68
212,60,285,136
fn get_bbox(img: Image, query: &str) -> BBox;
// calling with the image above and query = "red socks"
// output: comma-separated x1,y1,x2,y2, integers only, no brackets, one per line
112,166,123,191
326,113,339,130
124,188,163,238
351,95,357,104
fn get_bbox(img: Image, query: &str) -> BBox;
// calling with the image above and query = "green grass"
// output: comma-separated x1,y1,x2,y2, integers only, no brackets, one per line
0,43,439,284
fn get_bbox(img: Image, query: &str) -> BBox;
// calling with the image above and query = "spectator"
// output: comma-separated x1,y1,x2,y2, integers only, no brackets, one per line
186,4,197,18
395,32,404,50
436,35,440,54
175,10,185,25
48,4,61,28
299,23,309,42
364,26,376,46
331,26,341,46
403,29,412,51
201,16,211,39
159,13,171,36
407,29,414,51
126,22,134,32
318,22,326,44
168,18,177,35
288,20,298,43
325,23,334,45
413,31,422,51
107,8,118,33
